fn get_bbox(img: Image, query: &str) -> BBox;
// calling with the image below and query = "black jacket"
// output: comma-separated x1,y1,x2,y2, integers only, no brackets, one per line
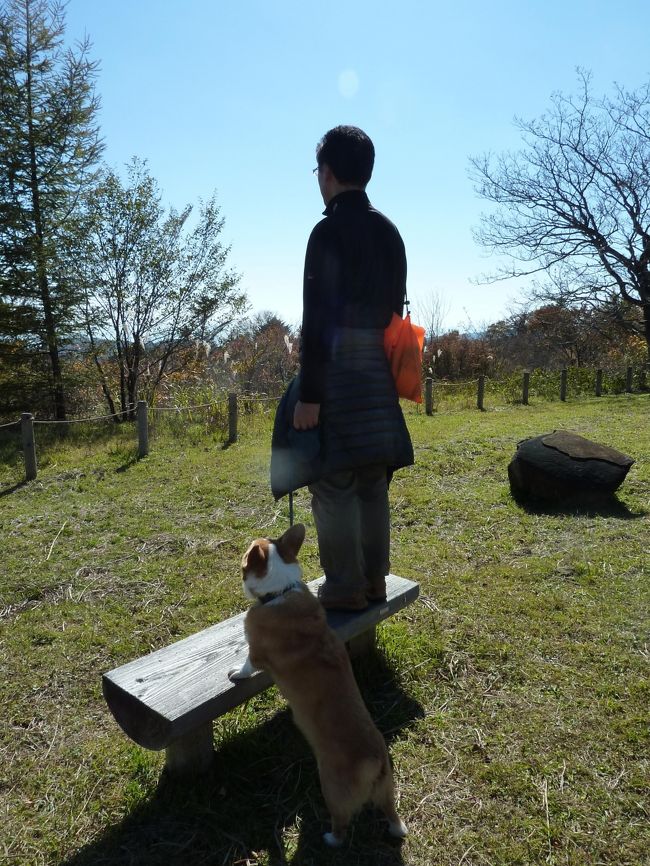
299,189,406,403
270,191,413,499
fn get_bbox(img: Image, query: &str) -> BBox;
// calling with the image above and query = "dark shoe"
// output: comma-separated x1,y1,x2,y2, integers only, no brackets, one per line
317,584,368,611
365,576,387,603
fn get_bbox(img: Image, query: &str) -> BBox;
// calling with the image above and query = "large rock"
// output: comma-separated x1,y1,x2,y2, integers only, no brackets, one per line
508,430,634,501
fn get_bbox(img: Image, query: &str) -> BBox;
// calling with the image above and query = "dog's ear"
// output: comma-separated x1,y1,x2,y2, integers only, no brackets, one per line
242,540,268,576
275,523,305,562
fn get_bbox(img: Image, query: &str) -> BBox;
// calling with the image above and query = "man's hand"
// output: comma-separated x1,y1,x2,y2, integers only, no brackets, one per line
293,400,320,430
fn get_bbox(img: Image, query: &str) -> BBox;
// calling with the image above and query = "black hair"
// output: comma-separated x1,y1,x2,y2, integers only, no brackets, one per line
316,125,375,186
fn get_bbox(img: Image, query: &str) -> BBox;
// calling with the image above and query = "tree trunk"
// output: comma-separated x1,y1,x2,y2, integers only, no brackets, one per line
126,339,143,420
642,302,650,374
89,348,117,420
25,6,66,420
38,266,66,420
127,370,138,421
120,373,129,419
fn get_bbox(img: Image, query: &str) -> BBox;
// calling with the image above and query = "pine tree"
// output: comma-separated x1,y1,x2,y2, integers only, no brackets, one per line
0,0,102,418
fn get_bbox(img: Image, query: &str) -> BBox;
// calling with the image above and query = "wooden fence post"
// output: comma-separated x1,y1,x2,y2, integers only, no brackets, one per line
595,369,603,397
560,369,568,402
228,392,238,443
522,371,530,406
137,401,149,458
625,366,633,393
21,412,37,481
477,375,485,411
425,377,433,416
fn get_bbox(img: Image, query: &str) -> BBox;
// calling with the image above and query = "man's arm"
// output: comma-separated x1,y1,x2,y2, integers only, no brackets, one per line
298,224,340,408
393,230,408,317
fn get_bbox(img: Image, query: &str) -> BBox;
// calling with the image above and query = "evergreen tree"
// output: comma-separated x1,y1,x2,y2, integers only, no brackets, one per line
0,0,102,418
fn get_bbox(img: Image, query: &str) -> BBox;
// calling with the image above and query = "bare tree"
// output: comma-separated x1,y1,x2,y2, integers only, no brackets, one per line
470,70,650,364
77,159,246,419
414,290,450,345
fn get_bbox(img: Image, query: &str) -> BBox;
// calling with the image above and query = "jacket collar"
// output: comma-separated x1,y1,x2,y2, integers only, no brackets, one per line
323,189,370,216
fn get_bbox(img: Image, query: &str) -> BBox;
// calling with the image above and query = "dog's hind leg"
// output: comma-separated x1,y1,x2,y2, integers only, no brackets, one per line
319,771,353,847
372,767,408,838
323,814,349,848
321,795,351,846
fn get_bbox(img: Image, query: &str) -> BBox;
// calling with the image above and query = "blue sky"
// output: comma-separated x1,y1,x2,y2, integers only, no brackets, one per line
64,0,650,332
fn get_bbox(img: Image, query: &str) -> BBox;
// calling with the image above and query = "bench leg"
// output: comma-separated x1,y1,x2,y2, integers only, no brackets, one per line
347,625,376,658
164,721,215,777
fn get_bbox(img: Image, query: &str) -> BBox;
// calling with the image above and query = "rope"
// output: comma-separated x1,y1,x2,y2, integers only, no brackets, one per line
33,412,123,424
152,400,228,412
15,393,279,426
152,394,279,411
431,379,480,390
246,395,280,403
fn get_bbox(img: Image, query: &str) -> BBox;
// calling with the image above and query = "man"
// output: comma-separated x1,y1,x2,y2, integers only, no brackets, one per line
293,125,414,611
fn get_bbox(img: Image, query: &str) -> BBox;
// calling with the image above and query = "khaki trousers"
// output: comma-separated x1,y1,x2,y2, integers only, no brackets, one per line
308,465,390,592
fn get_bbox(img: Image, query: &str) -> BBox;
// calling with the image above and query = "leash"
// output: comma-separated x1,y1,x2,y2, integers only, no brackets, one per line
289,490,294,526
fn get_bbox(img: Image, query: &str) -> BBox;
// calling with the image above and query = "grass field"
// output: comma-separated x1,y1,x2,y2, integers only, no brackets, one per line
1,395,648,866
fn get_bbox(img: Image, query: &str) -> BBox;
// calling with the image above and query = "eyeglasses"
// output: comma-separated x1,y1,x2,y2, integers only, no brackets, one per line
312,166,319,175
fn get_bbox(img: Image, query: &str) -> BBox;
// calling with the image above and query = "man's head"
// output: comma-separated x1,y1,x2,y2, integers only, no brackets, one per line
315,126,374,203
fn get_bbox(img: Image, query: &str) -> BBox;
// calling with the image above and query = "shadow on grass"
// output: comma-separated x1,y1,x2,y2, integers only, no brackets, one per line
115,453,140,473
61,648,422,866
511,490,647,519
0,479,28,497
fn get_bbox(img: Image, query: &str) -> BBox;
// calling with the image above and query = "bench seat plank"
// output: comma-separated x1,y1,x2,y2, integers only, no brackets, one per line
103,574,419,751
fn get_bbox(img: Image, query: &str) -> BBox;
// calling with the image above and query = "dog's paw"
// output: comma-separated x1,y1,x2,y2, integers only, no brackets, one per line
388,818,408,838
323,832,344,848
228,656,256,681
228,667,250,681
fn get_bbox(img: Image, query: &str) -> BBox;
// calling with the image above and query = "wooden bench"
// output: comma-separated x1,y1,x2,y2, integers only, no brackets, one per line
102,574,419,777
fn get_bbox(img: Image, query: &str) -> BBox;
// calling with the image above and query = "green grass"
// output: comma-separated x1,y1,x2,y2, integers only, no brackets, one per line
1,395,649,865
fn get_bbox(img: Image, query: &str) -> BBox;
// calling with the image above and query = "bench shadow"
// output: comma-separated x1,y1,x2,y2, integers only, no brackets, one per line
60,647,422,866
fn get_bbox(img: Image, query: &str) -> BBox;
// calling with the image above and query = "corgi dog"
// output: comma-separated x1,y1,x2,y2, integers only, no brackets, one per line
229,523,407,848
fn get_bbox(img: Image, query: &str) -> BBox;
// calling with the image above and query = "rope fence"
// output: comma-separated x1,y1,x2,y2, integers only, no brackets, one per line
423,364,646,414
151,400,229,411
33,411,124,424
1,392,260,482
1,364,648,483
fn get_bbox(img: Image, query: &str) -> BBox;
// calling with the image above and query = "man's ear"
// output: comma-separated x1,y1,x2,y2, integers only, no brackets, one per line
275,523,305,562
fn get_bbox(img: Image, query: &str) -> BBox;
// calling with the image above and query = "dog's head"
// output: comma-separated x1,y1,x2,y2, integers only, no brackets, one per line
241,523,305,602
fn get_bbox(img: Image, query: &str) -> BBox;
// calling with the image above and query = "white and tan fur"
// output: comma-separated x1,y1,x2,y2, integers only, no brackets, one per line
228,523,407,848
